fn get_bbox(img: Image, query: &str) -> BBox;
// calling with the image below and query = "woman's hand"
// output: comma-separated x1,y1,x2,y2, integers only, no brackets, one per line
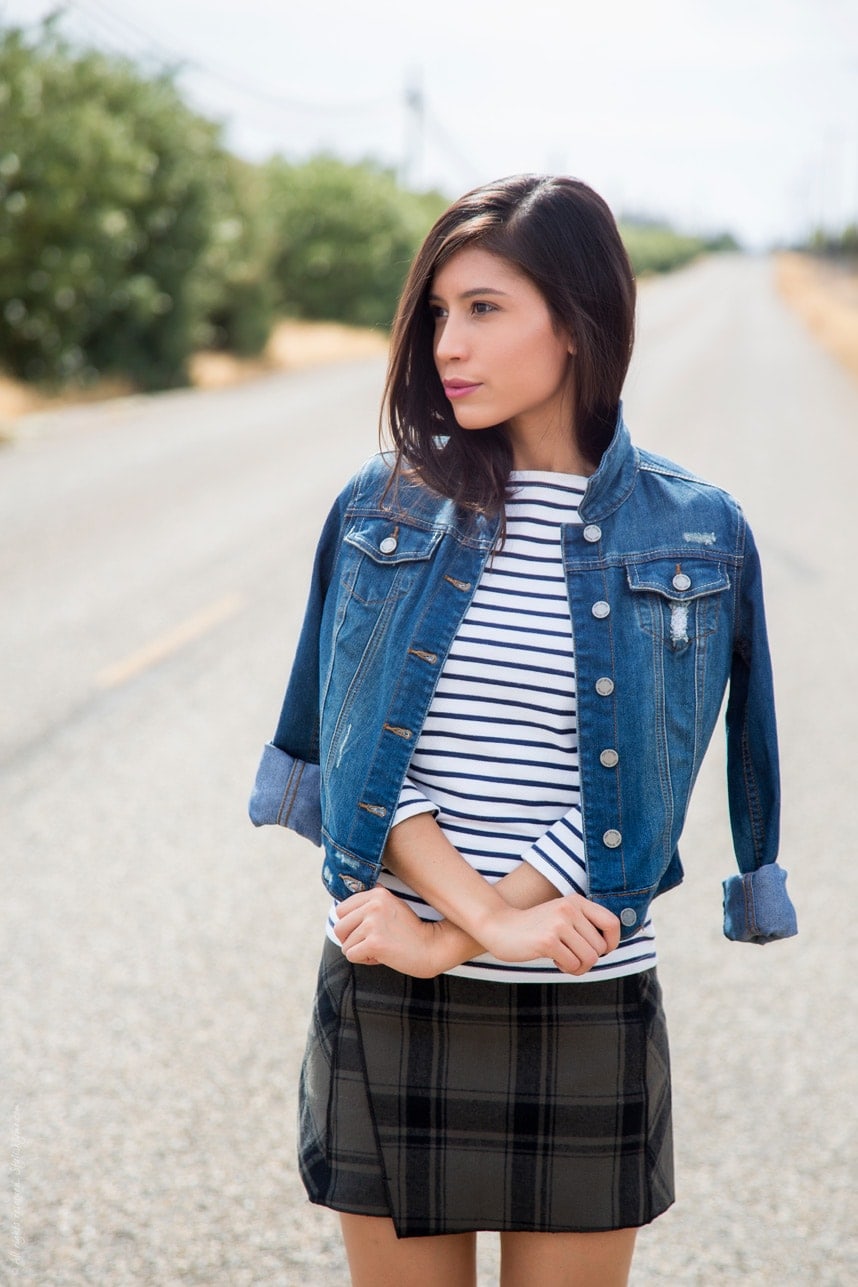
333,883,621,979
376,813,623,977
334,887,442,978
476,892,621,976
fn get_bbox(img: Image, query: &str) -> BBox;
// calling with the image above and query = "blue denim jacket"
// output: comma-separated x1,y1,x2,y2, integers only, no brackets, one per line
250,405,797,945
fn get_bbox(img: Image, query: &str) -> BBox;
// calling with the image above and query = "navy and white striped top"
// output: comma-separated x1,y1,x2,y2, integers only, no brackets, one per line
326,472,656,982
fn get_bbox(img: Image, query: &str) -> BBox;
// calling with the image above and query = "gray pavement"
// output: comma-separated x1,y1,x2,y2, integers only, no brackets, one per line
1,254,856,1284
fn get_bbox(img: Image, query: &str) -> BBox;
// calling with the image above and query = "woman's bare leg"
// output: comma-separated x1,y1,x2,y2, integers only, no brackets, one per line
499,1228,637,1287
340,1213,477,1287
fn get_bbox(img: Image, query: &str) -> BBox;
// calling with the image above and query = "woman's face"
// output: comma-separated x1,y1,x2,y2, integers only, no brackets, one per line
429,246,575,451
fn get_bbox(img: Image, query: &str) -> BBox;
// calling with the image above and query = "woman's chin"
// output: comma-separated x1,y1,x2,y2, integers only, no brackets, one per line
452,412,502,434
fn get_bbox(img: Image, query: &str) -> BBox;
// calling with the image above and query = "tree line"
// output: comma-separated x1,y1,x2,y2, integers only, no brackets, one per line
0,19,731,395
802,226,858,258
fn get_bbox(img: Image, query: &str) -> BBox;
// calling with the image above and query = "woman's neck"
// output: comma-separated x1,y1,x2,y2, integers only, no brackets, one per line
507,424,593,475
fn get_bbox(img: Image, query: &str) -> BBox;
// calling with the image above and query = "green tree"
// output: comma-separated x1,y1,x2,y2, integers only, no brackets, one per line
265,155,445,328
0,19,266,389
194,152,278,357
807,224,858,258
619,219,707,275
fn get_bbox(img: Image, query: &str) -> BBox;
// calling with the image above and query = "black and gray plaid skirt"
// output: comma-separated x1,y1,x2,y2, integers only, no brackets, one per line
298,939,674,1237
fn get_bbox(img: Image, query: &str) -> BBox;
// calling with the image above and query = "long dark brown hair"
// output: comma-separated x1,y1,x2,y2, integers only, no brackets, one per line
383,174,636,513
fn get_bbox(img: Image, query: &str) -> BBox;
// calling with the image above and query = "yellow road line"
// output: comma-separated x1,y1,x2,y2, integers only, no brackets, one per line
96,593,244,689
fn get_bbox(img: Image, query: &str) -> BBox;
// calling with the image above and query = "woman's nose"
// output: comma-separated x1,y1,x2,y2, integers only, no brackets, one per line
434,312,469,363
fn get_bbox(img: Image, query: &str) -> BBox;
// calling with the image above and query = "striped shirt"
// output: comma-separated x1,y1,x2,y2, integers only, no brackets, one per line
327,472,656,982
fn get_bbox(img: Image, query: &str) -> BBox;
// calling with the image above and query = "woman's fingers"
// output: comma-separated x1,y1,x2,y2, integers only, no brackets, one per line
560,895,622,955
343,940,380,965
333,886,398,940
551,930,600,976
580,898,622,952
543,897,623,975
337,913,382,961
334,889,374,917
332,905,369,941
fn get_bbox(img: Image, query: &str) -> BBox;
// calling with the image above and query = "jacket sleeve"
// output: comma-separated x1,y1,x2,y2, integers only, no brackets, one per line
247,482,352,847
722,517,797,943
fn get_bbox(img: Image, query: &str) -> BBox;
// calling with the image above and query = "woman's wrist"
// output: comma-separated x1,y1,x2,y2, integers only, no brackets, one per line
408,917,447,978
470,899,519,958
428,901,525,974
426,917,483,974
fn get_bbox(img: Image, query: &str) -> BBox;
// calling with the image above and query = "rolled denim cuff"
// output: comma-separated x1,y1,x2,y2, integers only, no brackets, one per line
722,863,798,944
248,742,322,847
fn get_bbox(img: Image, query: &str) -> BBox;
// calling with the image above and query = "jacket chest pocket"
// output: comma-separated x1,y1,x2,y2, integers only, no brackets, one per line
626,558,730,650
341,519,442,606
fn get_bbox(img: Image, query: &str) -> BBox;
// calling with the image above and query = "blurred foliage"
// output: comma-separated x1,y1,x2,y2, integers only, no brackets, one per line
0,18,442,391
196,153,278,357
0,17,738,394
619,218,736,275
0,19,255,389
265,155,446,327
804,224,858,259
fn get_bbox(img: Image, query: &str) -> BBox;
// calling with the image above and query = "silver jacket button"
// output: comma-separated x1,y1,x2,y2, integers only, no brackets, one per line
595,677,615,696
583,524,602,543
592,600,610,619
620,908,637,926
603,828,622,848
672,571,691,591
600,748,619,768
379,535,398,554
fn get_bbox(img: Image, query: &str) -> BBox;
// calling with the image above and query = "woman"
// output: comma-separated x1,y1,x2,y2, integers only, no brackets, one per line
250,175,797,1287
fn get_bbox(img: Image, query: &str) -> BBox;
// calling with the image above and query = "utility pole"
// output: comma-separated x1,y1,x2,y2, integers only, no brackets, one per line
402,70,424,190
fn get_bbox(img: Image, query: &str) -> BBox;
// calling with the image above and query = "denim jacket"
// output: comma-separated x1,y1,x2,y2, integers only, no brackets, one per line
250,404,797,945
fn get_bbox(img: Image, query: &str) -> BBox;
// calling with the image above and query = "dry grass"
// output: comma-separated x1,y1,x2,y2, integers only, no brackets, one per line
0,319,389,427
189,318,388,390
0,373,136,424
775,252,858,382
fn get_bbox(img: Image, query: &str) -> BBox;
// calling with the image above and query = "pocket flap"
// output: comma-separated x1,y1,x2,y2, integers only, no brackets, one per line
344,520,442,565
626,558,730,600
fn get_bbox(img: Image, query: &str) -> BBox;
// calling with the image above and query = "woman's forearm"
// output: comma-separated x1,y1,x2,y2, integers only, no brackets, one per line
379,812,620,975
382,812,548,946
422,856,565,972
332,845,568,978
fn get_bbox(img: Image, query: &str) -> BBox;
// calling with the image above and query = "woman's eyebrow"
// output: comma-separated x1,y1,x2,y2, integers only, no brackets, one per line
427,286,512,303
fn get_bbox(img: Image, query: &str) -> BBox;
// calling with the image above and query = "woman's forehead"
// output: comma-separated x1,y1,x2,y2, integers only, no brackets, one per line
430,246,531,298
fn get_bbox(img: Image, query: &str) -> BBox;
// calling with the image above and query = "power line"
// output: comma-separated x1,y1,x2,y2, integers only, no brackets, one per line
24,3,477,191
61,0,396,116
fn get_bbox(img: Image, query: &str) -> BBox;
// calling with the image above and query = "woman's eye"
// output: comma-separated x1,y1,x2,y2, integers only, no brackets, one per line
429,304,447,320
471,301,496,316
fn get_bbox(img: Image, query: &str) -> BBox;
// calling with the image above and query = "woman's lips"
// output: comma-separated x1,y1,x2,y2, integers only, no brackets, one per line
443,380,482,399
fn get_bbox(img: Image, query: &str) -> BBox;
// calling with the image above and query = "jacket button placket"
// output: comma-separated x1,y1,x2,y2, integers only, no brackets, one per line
586,570,623,895
365,539,486,876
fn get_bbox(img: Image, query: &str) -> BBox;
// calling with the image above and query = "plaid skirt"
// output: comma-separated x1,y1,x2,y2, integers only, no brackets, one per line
298,939,674,1238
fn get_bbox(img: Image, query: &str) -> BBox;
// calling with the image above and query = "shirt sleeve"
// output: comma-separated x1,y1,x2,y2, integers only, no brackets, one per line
519,803,587,896
392,776,440,828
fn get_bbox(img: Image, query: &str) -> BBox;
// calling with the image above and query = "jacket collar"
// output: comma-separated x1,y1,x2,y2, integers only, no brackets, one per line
578,400,639,522
372,400,637,533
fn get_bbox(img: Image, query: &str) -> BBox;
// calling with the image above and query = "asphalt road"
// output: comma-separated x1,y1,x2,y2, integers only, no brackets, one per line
2,253,856,1285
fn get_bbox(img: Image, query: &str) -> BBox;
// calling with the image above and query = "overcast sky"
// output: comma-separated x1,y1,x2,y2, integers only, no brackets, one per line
6,0,858,247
